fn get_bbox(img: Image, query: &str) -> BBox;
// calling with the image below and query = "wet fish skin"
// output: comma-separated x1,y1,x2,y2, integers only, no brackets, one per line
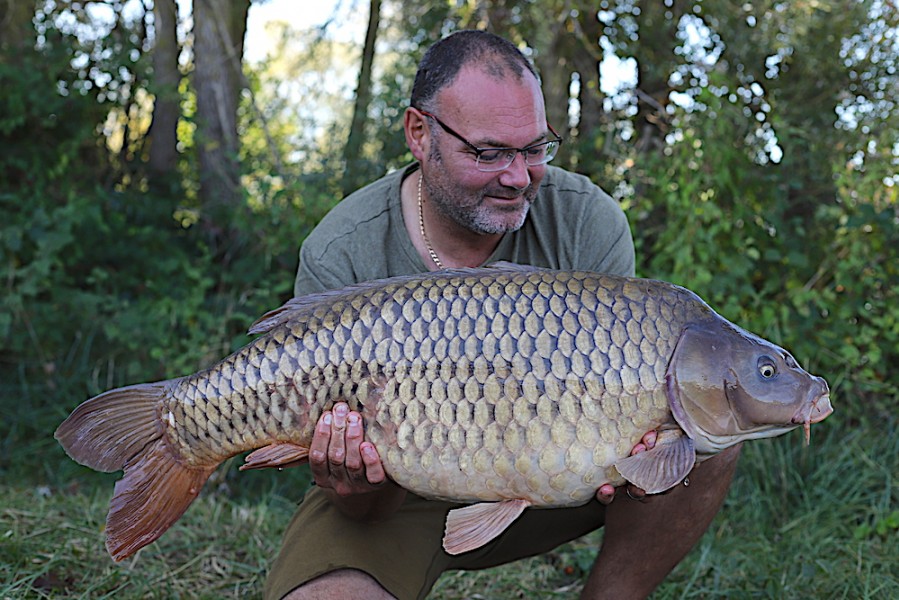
54,265,832,560
165,269,694,504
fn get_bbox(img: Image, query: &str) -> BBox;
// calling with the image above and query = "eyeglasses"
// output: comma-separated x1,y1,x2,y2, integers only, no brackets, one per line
416,109,563,172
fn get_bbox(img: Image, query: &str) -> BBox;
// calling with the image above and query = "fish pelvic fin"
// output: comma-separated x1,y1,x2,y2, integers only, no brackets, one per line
240,443,310,470
106,438,214,561
55,380,215,561
443,499,530,555
614,429,696,494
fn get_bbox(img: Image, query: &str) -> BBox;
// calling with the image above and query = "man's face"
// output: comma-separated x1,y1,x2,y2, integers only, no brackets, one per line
422,66,551,235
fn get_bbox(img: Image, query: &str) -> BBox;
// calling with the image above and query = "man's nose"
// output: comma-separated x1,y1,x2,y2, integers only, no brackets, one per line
498,152,531,189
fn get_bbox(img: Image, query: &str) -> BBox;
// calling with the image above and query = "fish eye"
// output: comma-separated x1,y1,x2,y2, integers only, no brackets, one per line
758,357,777,379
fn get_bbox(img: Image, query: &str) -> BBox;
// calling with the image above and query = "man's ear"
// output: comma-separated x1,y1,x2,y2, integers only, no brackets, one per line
404,107,430,162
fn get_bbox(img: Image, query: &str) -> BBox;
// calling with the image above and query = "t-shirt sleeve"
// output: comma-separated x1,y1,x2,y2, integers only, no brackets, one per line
294,241,349,297
585,195,635,277
535,167,636,277
291,167,416,297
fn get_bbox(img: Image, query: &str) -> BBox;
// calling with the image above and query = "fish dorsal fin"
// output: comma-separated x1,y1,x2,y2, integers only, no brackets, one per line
484,260,545,272
249,265,547,335
443,499,530,555
614,429,695,494
239,443,310,471
248,292,353,334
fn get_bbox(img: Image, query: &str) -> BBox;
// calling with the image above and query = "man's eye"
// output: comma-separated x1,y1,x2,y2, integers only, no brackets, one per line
478,149,513,163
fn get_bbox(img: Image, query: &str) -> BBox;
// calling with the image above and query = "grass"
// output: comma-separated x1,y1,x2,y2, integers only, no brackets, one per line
2,376,897,599
0,485,288,598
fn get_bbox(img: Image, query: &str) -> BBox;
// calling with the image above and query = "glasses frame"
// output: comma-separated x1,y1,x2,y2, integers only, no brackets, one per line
416,108,563,172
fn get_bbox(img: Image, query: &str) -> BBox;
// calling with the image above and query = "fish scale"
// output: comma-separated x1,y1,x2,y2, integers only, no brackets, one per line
55,265,833,561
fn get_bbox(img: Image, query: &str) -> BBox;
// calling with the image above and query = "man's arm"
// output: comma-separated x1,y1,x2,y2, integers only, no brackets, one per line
562,180,741,598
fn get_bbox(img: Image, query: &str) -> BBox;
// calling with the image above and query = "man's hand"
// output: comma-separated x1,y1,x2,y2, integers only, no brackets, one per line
310,402,386,496
309,402,407,522
595,430,658,505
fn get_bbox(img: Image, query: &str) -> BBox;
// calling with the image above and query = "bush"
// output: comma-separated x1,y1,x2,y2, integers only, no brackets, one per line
622,89,898,424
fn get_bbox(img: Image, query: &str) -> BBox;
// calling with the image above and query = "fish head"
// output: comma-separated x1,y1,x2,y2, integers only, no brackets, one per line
666,318,833,454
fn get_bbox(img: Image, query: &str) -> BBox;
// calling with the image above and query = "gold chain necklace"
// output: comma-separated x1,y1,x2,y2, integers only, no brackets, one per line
417,172,445,269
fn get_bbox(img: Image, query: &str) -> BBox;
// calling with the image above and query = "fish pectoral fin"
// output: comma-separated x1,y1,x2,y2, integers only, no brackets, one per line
443,499,530,555
614,429,696,494
239,443,310,471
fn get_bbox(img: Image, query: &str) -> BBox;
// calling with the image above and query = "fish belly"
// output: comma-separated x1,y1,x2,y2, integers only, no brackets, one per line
370,385,671,506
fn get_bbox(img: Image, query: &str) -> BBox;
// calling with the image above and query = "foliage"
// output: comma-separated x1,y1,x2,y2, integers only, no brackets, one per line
605,1,899,419
622,85,899,417
0,5,343,381
3,36,212,390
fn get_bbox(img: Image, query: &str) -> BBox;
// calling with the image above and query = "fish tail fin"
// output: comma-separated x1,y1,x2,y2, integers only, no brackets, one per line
105,436,214,561
55,381,215,561
56,382,168,473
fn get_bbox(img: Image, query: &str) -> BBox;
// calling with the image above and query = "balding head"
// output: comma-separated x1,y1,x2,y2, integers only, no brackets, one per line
410,30,540,112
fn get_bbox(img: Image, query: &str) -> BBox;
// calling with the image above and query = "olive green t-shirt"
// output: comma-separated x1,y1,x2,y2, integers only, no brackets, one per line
295,164,634,296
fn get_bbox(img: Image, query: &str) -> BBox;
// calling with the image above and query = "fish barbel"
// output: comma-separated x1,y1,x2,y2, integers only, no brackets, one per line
55,264,833,560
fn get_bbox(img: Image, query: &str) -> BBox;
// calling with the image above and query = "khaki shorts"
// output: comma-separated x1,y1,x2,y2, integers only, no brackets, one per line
264,486,606,600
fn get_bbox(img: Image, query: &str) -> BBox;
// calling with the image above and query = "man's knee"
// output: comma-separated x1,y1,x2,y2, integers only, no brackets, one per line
281,568,396,600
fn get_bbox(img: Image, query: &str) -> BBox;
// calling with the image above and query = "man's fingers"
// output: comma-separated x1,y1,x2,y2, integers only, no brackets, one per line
310,402,386,493
595,483,616,505
626,484,648,502
361,443,386,485
309,410,332,483
595,430,659,504
344,411,365,473
328,403,349,465
628,430,658,457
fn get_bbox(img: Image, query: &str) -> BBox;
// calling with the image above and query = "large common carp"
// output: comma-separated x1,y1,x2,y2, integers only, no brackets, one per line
56,264,832,561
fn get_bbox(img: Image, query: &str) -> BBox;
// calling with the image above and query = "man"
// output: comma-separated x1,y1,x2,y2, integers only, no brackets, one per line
265,30,740,600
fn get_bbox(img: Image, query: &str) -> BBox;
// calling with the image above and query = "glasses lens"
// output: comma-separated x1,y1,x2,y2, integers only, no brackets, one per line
526,141,559,166
474,140,561,172
476,149,518,172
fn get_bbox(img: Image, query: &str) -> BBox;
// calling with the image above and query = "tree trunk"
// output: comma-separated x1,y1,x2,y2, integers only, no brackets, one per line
571,5,604,175
0,0,37,55
633,1,684,155
341,0,381,197
146,0,180,180
192,0,250,230
534,24,572,143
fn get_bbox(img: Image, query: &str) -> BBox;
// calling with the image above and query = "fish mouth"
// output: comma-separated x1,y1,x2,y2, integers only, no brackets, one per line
792,393,834,426
791,393,834,445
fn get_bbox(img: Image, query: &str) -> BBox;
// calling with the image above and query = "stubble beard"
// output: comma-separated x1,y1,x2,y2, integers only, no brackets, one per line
424,147,537,236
